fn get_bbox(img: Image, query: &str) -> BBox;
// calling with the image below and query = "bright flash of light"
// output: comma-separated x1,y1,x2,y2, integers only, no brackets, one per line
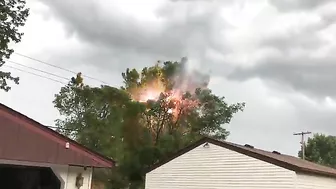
133,79,166,102
131,78,200,120
139,91,160,102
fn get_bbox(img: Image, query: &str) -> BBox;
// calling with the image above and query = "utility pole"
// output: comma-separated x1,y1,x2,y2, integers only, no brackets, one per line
293,131,311,160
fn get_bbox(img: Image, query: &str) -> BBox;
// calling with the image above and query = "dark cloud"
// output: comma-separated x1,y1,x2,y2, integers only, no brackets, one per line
296,107,336,136
269,0,331,12
40,0,231,74
260,31,324,52
9,0,336,157
228,55,336,98
40,0,336,98
209,77,336,156
260,26,325,52
259,9,336,52
228,2,336,98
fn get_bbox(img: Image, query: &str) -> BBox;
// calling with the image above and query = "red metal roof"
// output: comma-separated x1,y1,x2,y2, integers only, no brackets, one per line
0,103,115,168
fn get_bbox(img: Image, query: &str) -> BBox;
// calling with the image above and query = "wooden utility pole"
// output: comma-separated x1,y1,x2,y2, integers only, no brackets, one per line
293,131,311,160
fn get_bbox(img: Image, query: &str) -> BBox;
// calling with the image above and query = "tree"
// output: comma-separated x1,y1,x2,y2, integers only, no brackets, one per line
299,133,336,168
54,60,245,188
0,0,29,91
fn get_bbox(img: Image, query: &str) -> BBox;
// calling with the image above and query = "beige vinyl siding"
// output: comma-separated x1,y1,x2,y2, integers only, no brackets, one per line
146,142,296,189
296,173,336,189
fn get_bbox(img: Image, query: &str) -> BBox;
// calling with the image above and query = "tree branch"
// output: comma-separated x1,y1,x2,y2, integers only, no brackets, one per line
155,102,169,145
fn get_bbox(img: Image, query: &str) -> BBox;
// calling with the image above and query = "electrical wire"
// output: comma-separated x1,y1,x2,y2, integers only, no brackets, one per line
3,54,113,131
2,64,68,85
15,52,77,74
14,52,109,84
2,64,83,132
2,55,105,132
6,60,70,81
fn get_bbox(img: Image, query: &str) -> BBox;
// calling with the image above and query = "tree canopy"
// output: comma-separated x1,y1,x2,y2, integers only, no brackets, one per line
54,59,245,188
299,133,336,168
0,0,29,91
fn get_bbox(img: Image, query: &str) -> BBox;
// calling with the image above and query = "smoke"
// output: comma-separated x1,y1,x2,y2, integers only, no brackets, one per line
130,57,211,103
129,57,210,120
173,57,211,94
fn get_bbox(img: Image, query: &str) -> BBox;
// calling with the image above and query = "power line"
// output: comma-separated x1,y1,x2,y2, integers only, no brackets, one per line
2,64,67,85
15,52,77,74
14,52,109,84
7,60,70,81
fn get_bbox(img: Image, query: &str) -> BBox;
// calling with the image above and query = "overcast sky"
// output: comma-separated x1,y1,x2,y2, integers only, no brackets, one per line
2,0,336,156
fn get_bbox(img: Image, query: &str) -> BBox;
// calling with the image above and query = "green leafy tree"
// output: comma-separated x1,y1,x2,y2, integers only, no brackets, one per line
54,60,245,188
299,134,336,168
0,0,29,91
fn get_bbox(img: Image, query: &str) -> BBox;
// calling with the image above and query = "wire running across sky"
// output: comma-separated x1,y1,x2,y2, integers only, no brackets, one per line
14,52,110,85
7,60,70,81
2,64,68,85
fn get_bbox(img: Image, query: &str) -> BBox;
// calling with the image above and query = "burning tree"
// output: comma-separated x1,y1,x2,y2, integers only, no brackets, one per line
121,58,244,143
53,58,245,188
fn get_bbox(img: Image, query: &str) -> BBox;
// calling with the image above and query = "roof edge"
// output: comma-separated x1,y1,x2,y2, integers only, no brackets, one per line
41,125,116,167
146,137,209,173
146,137,336,179
0,103,115,168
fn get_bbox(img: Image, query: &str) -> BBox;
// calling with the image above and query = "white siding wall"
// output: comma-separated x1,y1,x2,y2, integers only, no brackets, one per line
146,142,296,189
0,159,93,189
296,173,336,189
64,166,93,189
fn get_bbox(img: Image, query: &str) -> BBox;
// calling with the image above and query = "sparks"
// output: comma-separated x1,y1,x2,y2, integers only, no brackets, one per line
129,69,202,121
133,78,166,102
139,90,160,102
132,83,198,121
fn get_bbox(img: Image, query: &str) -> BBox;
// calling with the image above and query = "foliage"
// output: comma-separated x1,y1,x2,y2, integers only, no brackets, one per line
0,0,29,91
54,60,245,188
299,133,336,168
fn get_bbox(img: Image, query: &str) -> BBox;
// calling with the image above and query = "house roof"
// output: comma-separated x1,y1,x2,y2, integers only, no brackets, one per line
0,103,115,168
147,137,336,178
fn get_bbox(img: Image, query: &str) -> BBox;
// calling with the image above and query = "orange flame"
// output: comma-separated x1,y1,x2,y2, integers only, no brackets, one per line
131,78,199,120
132,79,165,102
